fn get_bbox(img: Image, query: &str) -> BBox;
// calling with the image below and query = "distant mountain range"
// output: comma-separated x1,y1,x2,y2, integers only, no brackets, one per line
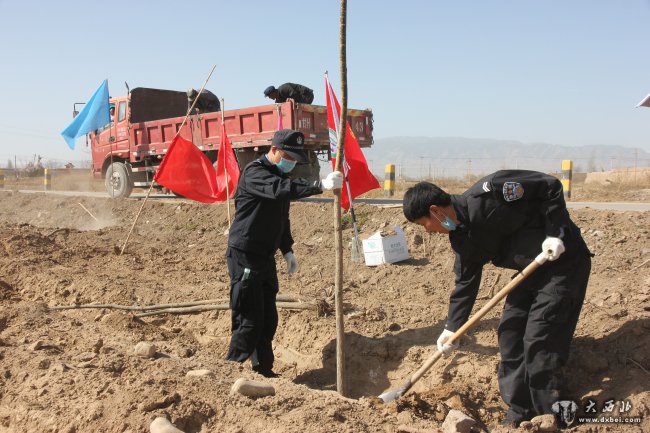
361,137,650,179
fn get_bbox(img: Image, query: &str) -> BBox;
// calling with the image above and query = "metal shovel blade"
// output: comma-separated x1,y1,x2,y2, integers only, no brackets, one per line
378,386,406,403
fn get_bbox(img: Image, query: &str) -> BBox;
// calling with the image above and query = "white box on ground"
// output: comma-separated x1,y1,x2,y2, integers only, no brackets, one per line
362,226,410,266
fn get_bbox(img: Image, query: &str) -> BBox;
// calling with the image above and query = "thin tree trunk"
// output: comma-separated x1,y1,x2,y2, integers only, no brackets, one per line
333,0,348,397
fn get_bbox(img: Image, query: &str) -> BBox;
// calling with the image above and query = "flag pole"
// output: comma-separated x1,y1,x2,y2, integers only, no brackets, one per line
120,65,217,255
325,72,362,261
333,0,348,397
341,162,362,261
220,98,232,228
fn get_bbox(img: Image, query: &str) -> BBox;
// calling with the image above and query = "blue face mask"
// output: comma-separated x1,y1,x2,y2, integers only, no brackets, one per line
276,157,297,173
431,211,457,231
441,216,457,231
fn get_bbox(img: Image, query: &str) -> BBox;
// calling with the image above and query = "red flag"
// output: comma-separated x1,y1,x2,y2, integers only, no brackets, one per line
215,124,240,201
325,73,380,209
154,135,219,203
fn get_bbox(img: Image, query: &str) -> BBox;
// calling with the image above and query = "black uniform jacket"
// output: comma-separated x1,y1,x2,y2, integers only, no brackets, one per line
445,170,589,331
275,83,313,103
227,156,322,258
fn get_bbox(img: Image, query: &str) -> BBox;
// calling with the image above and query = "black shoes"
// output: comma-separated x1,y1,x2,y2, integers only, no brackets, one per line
499,419,520,428
500,411,526,428
252,365,280,378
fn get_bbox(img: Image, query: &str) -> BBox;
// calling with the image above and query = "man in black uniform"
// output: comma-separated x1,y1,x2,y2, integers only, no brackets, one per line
264,83,314,104
186,88,221,113
402,170,591,426
226,129,342,377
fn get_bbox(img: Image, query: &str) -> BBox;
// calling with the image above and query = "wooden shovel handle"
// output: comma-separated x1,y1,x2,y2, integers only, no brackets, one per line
406,252,548,389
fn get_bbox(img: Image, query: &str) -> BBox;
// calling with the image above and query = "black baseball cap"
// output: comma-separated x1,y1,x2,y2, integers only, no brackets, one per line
264,86,276,97
272,129,308,162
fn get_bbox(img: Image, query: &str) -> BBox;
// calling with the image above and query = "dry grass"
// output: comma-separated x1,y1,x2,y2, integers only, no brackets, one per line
361,175,650,202
2,170,649,202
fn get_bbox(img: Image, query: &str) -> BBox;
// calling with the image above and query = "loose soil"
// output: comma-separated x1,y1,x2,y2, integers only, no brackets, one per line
0,184,648,432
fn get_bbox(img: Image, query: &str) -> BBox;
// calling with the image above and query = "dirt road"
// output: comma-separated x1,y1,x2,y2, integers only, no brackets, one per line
0,190,648,432
11,189,650,212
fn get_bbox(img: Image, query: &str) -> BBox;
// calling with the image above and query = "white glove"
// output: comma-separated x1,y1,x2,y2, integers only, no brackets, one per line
436,329,459,357
320,171,343,190
283,251,299,274
542,237,565,261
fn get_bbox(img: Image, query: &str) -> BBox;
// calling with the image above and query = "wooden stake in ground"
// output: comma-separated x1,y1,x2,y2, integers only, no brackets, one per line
333,0,348,397
78,202,99,222
119,65,216,255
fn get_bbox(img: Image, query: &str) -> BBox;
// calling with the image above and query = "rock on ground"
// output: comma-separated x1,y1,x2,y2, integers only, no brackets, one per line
150,417,185,433
441,409,476,433
134,341,157,358
530,414,558,432
230,378,276,398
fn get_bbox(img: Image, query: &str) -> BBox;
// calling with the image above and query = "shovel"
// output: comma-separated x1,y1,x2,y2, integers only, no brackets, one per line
379,251,549,403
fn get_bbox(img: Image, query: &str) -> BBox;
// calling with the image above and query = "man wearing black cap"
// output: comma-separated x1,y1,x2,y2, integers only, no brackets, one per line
264,83,314,104
402,170,592,427
226,129,342,377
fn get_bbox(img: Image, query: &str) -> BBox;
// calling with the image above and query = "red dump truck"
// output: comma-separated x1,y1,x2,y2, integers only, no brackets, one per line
87,87,374,198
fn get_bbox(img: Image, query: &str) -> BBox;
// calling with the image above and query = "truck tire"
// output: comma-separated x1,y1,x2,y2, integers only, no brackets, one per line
105,162,133,198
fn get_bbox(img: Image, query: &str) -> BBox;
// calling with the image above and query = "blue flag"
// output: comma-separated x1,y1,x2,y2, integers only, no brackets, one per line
61,80,110,149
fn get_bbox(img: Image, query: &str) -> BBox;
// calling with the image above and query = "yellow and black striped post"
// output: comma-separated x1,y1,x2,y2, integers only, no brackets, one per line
0,170,4,189
44,168,51,191
384,164,395,197
561,159,572,200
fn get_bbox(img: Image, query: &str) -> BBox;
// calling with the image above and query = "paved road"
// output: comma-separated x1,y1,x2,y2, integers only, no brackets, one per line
6,189,650,212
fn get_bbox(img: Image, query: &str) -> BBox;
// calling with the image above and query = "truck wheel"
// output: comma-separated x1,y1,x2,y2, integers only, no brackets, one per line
105,162,133,198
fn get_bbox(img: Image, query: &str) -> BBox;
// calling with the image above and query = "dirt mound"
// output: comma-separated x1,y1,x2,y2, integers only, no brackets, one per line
0,191,648,432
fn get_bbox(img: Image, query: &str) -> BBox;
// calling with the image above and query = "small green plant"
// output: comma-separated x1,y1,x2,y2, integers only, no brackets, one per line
174,222,199,231
341,209,369,230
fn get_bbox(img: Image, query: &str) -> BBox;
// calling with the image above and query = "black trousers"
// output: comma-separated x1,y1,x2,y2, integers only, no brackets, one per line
225,247,279,371
498,252,591,422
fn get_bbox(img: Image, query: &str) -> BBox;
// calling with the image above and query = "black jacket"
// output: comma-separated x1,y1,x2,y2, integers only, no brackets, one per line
275,83,314,104
445,170,589,331
227,156,322,257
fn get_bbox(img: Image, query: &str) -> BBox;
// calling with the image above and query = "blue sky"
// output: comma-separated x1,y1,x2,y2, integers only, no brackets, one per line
1,0,650,167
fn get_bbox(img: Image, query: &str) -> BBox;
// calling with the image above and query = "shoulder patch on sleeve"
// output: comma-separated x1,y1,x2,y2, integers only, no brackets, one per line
470,180,493,197
502,182,524,202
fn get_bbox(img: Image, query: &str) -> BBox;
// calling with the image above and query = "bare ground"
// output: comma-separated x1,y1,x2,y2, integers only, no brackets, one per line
0,184,648,433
